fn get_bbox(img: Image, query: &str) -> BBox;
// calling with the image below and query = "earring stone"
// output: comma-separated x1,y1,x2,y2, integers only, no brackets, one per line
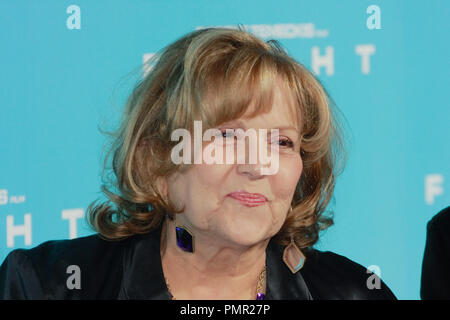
175,226,195,253
282,239,305,273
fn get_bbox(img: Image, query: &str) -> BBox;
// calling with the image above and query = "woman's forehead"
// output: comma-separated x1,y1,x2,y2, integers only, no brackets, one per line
240,78,301,129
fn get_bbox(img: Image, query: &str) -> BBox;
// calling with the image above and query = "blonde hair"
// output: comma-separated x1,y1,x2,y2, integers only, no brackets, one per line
87,26,346,250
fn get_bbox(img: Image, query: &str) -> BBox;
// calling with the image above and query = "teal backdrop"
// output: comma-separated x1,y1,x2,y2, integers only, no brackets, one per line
0,0,449,300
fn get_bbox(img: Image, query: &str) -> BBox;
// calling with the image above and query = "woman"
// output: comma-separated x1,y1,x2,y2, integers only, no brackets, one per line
0,27,396,300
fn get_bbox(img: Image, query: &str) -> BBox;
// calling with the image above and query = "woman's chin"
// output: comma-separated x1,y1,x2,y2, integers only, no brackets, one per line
219,223,272,248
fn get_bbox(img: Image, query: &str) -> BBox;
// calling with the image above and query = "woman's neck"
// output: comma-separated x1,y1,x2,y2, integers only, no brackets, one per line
160,218,268,300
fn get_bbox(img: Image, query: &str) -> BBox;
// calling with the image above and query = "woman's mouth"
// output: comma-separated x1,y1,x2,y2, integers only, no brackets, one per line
226,191,268,207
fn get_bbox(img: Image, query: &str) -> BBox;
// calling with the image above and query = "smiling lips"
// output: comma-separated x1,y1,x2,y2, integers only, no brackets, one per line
227,191,268,207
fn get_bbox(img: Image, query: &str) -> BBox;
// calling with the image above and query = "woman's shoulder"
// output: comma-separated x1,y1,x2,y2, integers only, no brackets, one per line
4,233,128,273
0,233,130,299
300,248,397,300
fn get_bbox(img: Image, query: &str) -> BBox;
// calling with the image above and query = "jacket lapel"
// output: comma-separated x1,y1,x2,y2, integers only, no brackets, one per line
119,226,171,300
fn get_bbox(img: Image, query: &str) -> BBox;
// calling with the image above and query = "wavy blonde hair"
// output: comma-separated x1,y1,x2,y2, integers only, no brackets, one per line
87,26,346,250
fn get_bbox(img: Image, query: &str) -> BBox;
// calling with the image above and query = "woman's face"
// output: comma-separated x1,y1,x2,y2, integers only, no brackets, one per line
166,79,303,248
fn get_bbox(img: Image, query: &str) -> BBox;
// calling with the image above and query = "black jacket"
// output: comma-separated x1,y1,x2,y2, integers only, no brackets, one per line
421,206,450,299
0,225,396,300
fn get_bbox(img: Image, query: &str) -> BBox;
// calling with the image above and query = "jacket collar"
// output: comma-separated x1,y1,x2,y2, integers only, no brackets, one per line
119,225,313,300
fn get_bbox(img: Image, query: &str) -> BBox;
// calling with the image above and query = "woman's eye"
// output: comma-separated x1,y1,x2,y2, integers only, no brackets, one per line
276,137,294,148
221,130,233,138
219,129,235,138
217,129,238,141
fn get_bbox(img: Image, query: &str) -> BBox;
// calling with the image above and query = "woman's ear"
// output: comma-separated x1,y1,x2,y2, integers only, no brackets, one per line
154,176,168,200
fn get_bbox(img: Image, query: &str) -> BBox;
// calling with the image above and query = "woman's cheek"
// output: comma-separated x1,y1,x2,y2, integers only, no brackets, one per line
274,155,303,199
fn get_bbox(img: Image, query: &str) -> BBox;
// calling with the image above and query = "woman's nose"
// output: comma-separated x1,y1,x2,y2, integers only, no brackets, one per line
237,163,265,179
235,133,274,178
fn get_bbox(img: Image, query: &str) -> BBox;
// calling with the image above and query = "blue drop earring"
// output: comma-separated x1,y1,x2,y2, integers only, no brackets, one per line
174,215,195,253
